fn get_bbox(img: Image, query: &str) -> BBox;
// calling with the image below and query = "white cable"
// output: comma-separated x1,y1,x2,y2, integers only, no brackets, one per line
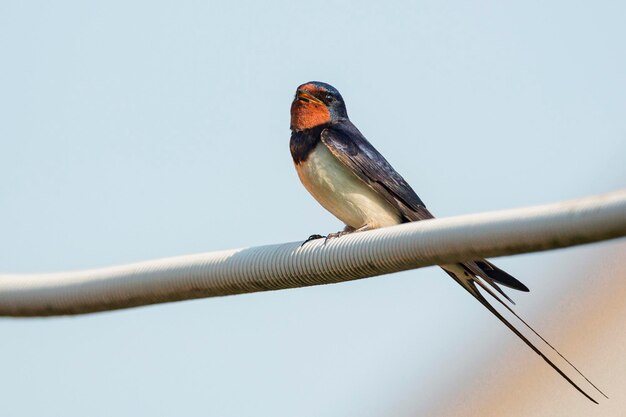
1,190,625,317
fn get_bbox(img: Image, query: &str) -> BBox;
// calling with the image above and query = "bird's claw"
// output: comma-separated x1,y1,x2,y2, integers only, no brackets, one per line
301,227,360,247
300,234,325,247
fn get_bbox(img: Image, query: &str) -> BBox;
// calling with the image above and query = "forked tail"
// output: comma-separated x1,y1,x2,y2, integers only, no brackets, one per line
441,262,607,404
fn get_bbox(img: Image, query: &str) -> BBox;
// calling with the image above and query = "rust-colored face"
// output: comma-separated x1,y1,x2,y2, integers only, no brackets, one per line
290,84,332,131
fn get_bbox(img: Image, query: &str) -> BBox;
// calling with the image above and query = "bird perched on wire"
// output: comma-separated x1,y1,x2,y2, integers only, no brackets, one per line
289,81,606,403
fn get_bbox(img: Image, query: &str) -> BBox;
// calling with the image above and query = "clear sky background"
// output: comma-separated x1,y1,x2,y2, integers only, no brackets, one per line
1,1,625,416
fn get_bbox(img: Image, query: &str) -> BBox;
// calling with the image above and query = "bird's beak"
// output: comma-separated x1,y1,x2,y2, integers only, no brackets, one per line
296,91,324,104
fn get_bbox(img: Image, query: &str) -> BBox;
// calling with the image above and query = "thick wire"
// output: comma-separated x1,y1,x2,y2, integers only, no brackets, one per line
1,190,625,317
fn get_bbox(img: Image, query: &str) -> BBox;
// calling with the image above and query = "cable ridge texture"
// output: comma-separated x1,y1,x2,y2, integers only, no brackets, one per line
0,190,625,316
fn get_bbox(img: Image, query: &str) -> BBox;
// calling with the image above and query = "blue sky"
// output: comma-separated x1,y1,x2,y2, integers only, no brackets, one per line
1,1,625,416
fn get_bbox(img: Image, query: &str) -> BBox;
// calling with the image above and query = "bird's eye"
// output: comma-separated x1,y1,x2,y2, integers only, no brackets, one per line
325,93,334,101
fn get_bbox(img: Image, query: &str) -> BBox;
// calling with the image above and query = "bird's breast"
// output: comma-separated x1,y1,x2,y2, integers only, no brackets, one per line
294,143,402,229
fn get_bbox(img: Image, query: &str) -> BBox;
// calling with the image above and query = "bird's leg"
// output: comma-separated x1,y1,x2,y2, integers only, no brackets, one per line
302,225,372,247
324,225,353,242
324,224,371,244
302,226,355,247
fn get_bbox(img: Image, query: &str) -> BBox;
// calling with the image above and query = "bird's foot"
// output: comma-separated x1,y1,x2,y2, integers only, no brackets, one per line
300,234,325,247
323,225,364,244
323,230,352,244
299,230,350,247
301,225,371,246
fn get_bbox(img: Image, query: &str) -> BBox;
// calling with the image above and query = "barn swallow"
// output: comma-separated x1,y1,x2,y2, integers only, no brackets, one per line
289,81,606,403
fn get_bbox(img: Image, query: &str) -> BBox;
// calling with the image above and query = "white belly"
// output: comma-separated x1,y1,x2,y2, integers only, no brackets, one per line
295,144,402,229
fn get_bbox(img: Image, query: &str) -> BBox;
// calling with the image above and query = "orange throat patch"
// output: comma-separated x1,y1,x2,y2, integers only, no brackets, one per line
290,100,331,131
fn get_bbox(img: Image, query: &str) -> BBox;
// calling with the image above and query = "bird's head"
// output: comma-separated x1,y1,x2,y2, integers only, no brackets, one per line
290,81,348,132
